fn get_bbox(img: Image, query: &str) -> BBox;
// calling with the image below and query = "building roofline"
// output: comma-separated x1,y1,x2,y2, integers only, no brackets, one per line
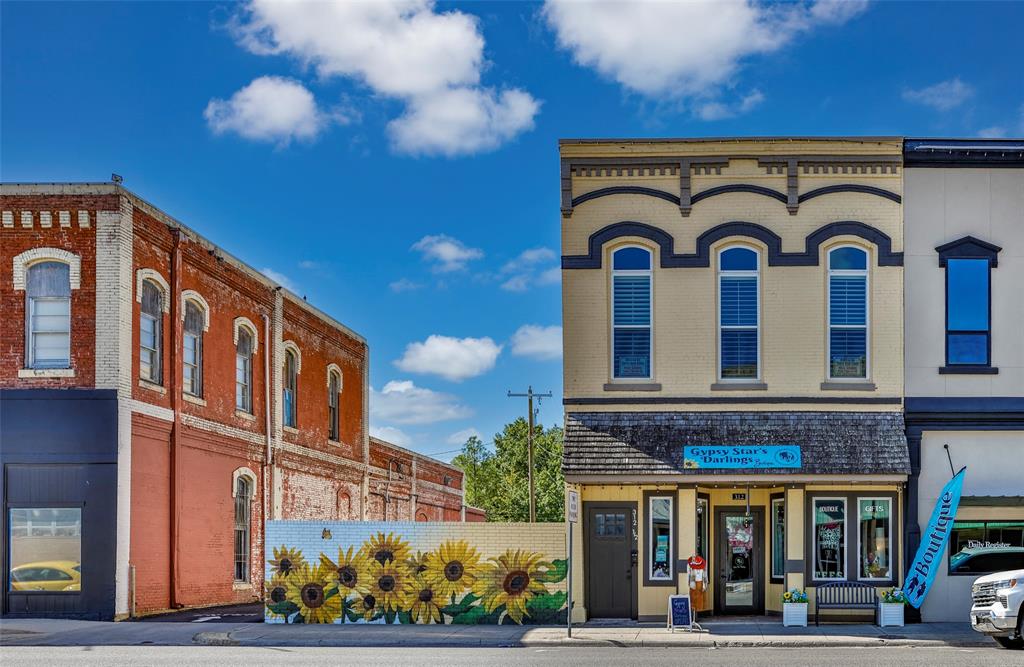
559,136,904,145
369,436,464,473
0,181,367,345
904,138,1024,167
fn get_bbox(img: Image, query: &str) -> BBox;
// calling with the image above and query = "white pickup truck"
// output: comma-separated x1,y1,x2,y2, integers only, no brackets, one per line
971,568,1023,649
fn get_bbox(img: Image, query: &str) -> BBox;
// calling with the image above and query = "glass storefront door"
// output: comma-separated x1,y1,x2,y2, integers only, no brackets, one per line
715,508,764,614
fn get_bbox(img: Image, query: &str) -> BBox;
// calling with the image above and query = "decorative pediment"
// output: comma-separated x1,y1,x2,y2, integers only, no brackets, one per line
935,236,1002,267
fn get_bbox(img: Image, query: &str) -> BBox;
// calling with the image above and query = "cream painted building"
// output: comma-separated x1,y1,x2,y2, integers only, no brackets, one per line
903,139,1024,623
560,138,909,622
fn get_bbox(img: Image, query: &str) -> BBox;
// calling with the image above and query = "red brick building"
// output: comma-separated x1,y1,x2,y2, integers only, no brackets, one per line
0,183,480,620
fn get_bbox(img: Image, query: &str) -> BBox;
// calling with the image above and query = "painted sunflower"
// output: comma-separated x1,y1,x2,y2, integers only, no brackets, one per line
354,592,381,622
367,558,410,613
320,546,371,598
268,545,306,578
406,550,432,576
424,540,480,600
285,563,341,624
264,575,291,620
405,574,443,624
363,532,411,566
473,549,550,624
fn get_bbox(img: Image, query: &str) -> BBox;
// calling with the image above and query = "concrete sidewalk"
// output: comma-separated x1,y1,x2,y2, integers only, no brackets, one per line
0,618,992,649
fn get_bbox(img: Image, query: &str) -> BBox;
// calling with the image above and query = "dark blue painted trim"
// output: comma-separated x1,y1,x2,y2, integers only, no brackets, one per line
798,184,901,204
562,220,903,269
905,397,1024,414
690,184,787,205
564,396,902,405
936,235,1002,268
571,186,680,208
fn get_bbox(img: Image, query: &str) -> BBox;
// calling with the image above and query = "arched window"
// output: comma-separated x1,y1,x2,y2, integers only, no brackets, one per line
236,328,253,413
327,368,341,441
26,261,71,369
140,280,163,383
611,246,652,379
183,300,205,396
283,348,298,428
233,476,252,582
828,246,869,379
718,246,759,380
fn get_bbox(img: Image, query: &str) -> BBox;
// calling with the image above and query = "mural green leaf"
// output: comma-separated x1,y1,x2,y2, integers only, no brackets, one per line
441,592,479,617
523,591,567,624
267,600,300,617
538,559,568,583
450,604,503,625
384,608,397,624
397,610,413,625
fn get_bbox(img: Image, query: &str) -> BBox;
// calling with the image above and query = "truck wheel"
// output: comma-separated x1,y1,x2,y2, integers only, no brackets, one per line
994,636,1024,650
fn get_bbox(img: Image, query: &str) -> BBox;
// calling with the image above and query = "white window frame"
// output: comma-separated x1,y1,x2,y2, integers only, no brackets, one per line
856,496,893,582
771,497,785,580
139,279,164,384
826,245,870,381
27,293,71,369
24,261,73,370
327,367,341,442
233,476,252,583
648,494,674,582
182,299,205,398
235,328,254,413
609,244,653,381
716,245,761,382
812,496,847,582
283,344,300,429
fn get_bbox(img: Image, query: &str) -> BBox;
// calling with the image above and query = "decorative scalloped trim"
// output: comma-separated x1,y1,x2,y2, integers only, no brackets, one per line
12,247,82,291
180,289,211,331
233,316,259,354
135,268,171,313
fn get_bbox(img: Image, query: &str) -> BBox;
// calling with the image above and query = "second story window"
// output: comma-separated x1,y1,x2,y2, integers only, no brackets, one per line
328,368,341,441
283,348,298,428
611,246,652,379
945,258,990,366
183,300,204,397
26,261,71,369
828,246,868,380
140,280,163,383
236,328,253,413
718,247,759,380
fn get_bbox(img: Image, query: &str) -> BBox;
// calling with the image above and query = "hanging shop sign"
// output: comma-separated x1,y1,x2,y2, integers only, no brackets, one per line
905,467,967,609
682,445,801,469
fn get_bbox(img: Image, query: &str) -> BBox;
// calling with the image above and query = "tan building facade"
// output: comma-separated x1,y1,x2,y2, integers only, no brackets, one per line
560,138,909,622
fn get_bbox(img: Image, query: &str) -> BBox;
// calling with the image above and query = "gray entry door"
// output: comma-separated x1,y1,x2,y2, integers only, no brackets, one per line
585,503,636,619
715,508,765,615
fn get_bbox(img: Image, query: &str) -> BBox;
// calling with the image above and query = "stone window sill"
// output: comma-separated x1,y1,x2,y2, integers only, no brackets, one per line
328,438,342,447
603,382,662,392
182,393,207,406
283,425,300,435
820,382,876,391
232,581,253,590
139,379,167,394
939,365,999,375
710,382,767,391
235,410,256,421
19,367,74,379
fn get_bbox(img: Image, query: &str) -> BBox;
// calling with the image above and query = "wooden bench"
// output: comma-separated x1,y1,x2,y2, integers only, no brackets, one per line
815,581,878,626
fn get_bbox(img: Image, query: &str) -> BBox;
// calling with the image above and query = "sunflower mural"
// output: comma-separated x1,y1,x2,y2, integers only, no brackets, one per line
264,530,568,625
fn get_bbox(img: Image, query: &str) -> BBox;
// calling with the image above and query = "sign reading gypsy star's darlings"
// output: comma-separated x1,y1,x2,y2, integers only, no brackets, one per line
682,445,802,469
905,467,967,609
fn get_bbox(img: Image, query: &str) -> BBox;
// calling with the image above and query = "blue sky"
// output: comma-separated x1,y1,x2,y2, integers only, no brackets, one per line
3,1,1022,460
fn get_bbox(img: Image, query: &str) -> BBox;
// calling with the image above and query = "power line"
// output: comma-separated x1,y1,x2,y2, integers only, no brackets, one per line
507,386,552,524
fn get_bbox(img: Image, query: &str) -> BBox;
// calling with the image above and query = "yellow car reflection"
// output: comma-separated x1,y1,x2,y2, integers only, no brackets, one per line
10,560,81,591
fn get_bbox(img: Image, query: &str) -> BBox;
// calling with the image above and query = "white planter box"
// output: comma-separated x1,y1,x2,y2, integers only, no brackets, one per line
879,602,904,627
783,602,808,627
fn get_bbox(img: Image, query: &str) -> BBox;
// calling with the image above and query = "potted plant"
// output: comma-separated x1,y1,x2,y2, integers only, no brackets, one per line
782,588,809,627
879,588,906,627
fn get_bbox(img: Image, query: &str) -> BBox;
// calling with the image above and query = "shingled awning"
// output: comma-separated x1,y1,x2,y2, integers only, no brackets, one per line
563,411,909,477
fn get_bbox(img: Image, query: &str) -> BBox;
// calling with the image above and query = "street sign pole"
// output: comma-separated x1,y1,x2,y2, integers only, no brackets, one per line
566,488,579,638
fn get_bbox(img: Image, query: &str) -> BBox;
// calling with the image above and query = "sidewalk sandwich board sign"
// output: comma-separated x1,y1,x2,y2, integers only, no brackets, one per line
667,594,692,632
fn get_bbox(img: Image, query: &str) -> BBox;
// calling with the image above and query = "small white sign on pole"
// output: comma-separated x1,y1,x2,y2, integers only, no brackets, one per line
567,489,579,524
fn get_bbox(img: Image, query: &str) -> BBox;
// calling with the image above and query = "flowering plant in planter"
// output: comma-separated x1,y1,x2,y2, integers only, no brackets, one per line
782,588,809,627
878,588,906,627
782,588,809,604
880,587,906,604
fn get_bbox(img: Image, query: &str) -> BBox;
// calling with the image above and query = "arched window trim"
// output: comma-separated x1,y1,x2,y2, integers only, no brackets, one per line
139,278,165,384
326,363,342,389
609,243,654,381
135,268,170,312
180,290,210,331
13,247,81,291
826,243,871,381
231,466,258,497
282,340,302,374
233,316,259,354
716,243,761,382
327,364,342,442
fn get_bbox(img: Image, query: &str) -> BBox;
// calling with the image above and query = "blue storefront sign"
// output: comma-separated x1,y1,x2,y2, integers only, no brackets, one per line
682,445,801,469
905,467,967,609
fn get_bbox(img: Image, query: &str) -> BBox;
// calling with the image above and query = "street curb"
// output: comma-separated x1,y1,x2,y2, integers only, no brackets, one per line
193,631,240,646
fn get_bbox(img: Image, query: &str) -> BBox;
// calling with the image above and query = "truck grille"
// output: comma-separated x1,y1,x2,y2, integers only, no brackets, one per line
972,582,997,607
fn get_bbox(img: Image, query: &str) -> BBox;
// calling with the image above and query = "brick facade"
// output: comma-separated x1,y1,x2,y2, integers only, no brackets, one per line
1,183,475,620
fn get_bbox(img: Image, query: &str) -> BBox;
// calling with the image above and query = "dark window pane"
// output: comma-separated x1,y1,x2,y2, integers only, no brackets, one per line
721,247,757,271
613,276,651,326
27,262,71,297
947,259,989,331
830,247,867,270
613,247,651,270
613,328,650,378
830,276,866,325
141,281,163,316
830,329,867,378
721,329,757,378
948,333,989,365
184,302,204,334
720,276,757,326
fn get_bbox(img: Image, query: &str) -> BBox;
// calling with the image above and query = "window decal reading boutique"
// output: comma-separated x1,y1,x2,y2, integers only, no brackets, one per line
683,445,801,469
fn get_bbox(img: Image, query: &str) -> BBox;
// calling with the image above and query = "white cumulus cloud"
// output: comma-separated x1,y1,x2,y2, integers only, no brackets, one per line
510,324,563,361
446,427,482,446
902,77,974,111
370,380,472,425
395,334,502,382
205,76,335,145
543,0,866,111
229,0,539,155
260,267,300,293
500,247,560,292
370,425,412,447
412,234,483,273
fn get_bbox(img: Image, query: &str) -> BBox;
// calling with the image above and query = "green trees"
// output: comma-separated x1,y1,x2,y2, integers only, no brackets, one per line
451,418,564,522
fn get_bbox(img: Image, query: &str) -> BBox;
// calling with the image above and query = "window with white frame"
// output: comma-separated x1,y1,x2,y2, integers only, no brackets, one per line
611,246,652,379
140,280,163,383
235,327,253,413
719,246,759,380
25,261,72,369
828,246,868,379
233,476,252,582
283,348,298,428
771,497,785,580
328,369,341,441
813,498,846,580
648,495,673,581
183,300,204,396
857,498,891,580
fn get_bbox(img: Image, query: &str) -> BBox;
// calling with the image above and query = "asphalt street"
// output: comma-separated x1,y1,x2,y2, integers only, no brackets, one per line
0,646,1016,666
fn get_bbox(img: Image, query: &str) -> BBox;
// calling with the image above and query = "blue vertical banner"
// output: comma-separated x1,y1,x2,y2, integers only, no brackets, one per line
905,467,966,609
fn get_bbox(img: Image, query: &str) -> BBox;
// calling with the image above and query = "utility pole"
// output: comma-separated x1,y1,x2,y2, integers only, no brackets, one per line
507,386,552,523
